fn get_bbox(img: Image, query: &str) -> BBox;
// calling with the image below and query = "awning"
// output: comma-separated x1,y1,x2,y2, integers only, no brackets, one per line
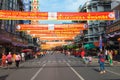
0,34,12,44
28,43,34,47
22,49,32,52
12,42,28,47
94,41,104,47
84,43,95,50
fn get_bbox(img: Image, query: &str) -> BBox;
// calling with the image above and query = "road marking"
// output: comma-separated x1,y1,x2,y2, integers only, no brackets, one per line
58,60,61,63
68,60,71,63
53,61,56,63
66,63,85,80
30,63,46,80
48,61,51,63
106,69,120,76
43,60,47,63
63,60,66,62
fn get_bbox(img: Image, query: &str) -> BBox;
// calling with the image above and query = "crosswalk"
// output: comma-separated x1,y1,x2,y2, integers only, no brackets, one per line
35,60,82,64
20,59,82,67
25,59,82,64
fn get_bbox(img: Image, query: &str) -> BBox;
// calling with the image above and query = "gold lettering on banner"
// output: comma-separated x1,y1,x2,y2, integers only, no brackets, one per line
30,12,36,16
20,12,29,17
11,12,18,16
36,13,47,17
87,14,91,19
87,14,109,20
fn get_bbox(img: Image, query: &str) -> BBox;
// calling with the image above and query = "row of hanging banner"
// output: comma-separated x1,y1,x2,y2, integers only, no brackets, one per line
16,24,87,38
41,42,67,50
0,10,115,49
0,10,115,20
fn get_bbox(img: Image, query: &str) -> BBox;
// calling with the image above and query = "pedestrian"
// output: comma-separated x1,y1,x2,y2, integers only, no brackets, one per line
15,53,21,68
21,52,25,62
88,56,92,64
105,49,108,61
67,51,71,56
108,50,113,66
1,53,7,67
13,53,16,63
98,51,106,74
80,49,86,63
6,52,13,68
81,49,85,59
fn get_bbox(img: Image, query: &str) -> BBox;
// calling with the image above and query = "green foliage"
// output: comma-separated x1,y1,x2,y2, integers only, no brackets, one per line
62,44,78,50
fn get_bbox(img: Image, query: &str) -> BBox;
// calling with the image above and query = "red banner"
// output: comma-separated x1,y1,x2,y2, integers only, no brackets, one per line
40,37,74,40
28,31,80,34
34,34,77,37
0,10,48,20
41,42,67,49
57,12,115,20
16,24,87,31
0,10,115,20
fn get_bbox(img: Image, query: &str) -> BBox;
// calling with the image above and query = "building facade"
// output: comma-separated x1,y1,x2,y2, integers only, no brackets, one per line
76,0,111,47
22,0,40,51
106,0,120,50
31,0,39,24
0,0,28,54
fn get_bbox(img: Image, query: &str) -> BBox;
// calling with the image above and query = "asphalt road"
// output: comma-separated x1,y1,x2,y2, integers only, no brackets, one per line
0,52,120,80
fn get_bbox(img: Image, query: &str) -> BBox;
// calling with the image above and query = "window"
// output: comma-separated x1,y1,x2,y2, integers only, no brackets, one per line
10,1,12,8
0,0,3,10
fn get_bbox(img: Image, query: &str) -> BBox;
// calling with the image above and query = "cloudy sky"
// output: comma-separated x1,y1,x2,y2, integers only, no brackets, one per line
38,0,89,24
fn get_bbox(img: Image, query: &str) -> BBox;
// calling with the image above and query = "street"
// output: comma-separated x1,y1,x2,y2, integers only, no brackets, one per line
0,0,120,80
0,52,120,80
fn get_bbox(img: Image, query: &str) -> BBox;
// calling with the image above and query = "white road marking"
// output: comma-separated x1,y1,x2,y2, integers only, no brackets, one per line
63,60,66,62
53,61,56,63
43,60,47,63
106,69,120,76
68,60,71,63
30,63,46,80
66,63,85,80
48,61,51,63
58,60,61,63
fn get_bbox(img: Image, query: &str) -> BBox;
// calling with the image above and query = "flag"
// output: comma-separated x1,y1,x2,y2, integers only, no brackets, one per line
99,35,102,51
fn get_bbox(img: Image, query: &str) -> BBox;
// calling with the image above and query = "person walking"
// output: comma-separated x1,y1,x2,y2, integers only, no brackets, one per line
15,53,21,68
1,53,7,67
108,50,113,66
13,53,16,63
98,51,106,74
21,52,25,62
81,49,86,63
6,52,13,68
104,49,108,61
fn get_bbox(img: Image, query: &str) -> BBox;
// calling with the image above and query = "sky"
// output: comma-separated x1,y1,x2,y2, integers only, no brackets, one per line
39,0,89,12
38,0,89,24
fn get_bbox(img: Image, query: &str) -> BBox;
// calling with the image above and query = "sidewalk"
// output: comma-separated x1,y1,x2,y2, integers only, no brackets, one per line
91,57,120,75
92,57,120,66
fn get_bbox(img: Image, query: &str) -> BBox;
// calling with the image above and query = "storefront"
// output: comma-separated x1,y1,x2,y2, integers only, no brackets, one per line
0,29,28,54
106,21,120,50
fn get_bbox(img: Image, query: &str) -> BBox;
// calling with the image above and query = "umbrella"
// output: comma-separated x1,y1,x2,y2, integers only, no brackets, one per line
22,49,32,52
